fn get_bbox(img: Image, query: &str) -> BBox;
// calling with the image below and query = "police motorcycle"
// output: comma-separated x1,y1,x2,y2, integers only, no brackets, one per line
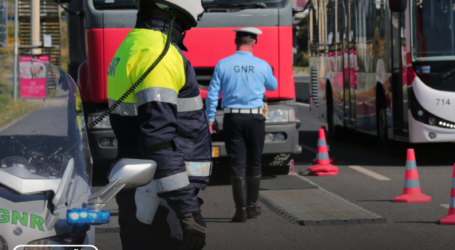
0,55,158,250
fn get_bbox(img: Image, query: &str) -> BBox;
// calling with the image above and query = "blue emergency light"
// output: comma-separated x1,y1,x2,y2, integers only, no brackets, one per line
67,209,110,226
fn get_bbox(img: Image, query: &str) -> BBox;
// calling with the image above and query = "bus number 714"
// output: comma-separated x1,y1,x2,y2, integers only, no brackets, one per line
436,99,450,106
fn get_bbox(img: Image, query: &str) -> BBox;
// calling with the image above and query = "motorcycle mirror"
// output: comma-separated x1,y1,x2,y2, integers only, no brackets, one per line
88,159,157,209
108,159,157,189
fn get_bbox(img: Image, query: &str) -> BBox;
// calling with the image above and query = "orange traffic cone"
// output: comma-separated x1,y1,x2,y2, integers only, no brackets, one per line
308,129,339,175
313,126,337,163
393,149,431,203
438,164,455,225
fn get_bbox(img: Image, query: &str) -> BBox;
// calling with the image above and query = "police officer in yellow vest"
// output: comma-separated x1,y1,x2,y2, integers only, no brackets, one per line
107,1,211,249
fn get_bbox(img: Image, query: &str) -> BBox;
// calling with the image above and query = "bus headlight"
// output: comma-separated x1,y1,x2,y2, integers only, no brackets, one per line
266,109,295,123
87,115,111,129
428,117,436,126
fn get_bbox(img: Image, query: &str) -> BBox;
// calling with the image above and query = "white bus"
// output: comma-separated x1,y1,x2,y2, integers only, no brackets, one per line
308,0,455,147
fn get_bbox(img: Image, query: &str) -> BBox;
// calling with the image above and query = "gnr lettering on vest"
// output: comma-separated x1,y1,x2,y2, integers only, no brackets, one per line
234,66,254,73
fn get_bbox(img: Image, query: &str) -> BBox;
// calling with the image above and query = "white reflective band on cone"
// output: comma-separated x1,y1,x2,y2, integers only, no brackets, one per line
186,161,212,177
135,180,162,225
177,95,203,112
154,171,190,193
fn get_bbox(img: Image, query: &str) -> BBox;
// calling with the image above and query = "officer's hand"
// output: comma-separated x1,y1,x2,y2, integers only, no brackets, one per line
209,121,218,134
178,211,207,250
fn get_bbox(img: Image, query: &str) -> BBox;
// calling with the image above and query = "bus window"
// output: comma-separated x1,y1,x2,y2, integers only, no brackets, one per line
414,0,455,58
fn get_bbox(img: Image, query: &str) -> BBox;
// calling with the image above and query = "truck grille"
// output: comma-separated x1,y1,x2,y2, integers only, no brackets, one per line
194,68,215,90
311,67,319,107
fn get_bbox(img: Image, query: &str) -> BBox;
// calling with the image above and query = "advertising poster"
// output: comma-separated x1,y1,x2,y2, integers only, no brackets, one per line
0,0,6,48
19,55,50,99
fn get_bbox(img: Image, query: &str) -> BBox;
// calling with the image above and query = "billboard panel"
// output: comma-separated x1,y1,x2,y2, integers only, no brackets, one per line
0,0,6,48
19,55,50,99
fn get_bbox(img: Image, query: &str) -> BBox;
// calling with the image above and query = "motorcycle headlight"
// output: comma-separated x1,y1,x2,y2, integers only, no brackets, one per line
25,239,64,250
0,235,8,250
266,109,296,123
87,115,111,129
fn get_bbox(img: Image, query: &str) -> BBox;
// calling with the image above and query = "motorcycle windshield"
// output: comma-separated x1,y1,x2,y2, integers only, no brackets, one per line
0,55,92,188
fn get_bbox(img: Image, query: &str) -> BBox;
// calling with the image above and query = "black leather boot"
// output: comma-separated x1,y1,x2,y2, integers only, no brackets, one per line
246,175,262,219
231,176,247,222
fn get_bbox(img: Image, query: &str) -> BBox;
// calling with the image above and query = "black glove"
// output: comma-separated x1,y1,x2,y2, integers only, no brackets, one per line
177,211,207,250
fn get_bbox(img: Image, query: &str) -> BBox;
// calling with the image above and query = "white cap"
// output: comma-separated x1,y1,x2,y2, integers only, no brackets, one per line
233,27,263,40
233,27,263,35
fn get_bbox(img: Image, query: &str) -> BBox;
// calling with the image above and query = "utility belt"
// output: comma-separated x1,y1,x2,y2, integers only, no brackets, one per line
224,107,264,114
135,140,212,225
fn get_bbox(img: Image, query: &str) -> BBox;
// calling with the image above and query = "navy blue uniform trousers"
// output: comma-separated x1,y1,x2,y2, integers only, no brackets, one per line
223,113,265,177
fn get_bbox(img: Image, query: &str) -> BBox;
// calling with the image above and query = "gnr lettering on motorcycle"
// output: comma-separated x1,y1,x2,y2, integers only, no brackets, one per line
0,208,45,231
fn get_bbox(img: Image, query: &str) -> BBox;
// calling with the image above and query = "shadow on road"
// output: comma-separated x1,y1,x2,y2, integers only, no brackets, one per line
357,200,393,202
295,129,455,167
203,218,233,223
395,221,439,224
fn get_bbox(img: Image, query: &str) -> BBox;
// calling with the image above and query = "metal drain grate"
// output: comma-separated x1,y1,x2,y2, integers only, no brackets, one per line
259,175,385,226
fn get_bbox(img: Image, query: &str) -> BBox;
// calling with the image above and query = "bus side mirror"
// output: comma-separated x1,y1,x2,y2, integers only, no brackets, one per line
54,0,71,3
293,0,308,16
389,0,407,12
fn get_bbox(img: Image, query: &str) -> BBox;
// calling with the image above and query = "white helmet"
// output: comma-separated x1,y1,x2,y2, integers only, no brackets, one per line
135,0,204,28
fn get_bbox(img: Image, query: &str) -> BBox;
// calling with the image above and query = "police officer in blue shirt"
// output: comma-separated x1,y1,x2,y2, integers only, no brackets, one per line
206,27,278,223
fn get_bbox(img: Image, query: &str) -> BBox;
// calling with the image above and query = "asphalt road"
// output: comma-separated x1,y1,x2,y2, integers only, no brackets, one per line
94,104,455,250
294,75,309,83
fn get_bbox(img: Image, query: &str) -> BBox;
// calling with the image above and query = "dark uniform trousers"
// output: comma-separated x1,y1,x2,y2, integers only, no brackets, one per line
224,113,265,177
109,13,212,250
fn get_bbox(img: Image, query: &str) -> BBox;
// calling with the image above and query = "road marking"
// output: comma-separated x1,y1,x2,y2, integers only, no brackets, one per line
349,166,391,181
300,144,317,153
441,204,450,209
296,102,310,107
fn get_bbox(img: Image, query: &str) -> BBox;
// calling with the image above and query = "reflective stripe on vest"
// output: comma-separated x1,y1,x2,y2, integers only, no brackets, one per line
154,171,190,193
136,87,178,106
186,161,212,177
108,99,138,116
178,95,204,112
145,162,212,193
109,95,203,116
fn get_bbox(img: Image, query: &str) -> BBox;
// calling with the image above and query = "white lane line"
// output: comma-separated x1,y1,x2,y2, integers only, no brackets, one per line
296,102,310,107
300,144,317,153
349,166,391,181
441,204,450,209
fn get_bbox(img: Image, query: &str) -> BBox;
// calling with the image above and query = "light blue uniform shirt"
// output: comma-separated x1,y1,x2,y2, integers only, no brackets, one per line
206,51,278,122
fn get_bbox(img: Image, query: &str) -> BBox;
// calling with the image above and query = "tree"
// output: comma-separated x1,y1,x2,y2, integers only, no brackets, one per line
296,13,309,54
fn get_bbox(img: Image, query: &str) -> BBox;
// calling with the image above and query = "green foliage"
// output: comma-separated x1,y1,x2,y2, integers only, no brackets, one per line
296,14,309,54
295,51,309,67
294,14,309,67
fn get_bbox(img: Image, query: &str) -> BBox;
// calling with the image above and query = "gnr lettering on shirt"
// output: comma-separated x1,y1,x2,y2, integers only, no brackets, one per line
234,65,255,73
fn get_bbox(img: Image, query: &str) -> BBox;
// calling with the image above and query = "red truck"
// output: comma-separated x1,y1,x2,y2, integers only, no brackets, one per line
66,0,302,167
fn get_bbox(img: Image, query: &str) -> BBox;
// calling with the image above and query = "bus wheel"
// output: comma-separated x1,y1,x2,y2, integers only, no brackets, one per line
377,107,398,156
326,84,344,140
378,108,387,139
